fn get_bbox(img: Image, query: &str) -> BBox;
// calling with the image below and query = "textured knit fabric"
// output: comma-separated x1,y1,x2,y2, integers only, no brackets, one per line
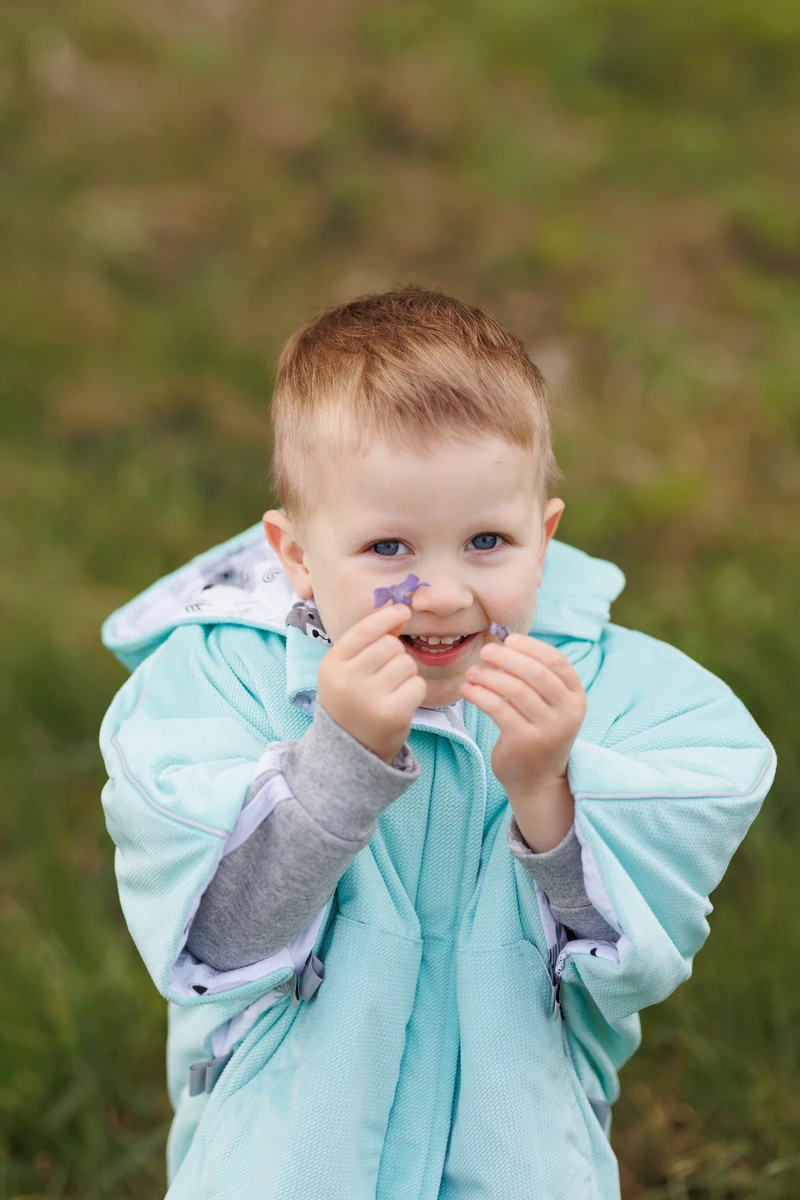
187,694,617,972
508,818,621,942
186,699,421,970
98,522,777,1199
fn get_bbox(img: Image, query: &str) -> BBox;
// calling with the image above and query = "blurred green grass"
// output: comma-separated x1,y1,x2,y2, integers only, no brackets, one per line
1,1,798,1196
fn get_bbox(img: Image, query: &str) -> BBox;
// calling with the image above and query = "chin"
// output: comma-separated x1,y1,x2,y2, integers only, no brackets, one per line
421,684,462,709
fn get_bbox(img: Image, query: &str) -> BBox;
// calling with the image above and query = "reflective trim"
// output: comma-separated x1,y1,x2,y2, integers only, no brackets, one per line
108,684,228,839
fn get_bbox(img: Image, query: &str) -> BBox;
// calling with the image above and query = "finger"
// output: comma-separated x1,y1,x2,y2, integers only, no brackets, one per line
375,650,420,693
336,603,413,660
507,634,584,691
477,649,563,707
461,679,532,734
482,639,580,697
465,666,552,723
347,624,420,678
392,672,428,708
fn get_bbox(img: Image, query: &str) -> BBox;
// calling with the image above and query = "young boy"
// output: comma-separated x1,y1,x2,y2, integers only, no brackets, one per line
99,287,776,1199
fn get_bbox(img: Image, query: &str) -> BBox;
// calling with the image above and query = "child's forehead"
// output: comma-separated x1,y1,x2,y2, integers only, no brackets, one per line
321,480,539,541
325,432,535,481
312,434,543,532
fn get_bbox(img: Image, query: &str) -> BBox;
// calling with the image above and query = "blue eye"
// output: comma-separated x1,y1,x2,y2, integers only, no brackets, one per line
369,534,505,556
471,533,503,551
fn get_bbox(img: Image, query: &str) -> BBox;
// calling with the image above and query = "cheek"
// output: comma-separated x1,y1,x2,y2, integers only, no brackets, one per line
493,583,536,623
315,595,375,645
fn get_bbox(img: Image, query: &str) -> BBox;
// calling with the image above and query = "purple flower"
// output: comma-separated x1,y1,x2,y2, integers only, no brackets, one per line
489,622,511,642
373,574,431,608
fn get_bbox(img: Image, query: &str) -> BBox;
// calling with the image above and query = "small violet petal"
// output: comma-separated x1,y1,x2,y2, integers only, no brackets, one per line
373,574,431,609
488,622,511,642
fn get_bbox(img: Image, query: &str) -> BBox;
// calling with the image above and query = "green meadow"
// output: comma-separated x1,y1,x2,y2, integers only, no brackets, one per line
1,2,798,1196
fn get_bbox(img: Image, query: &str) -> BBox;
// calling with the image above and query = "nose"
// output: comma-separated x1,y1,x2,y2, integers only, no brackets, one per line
410,571,473,618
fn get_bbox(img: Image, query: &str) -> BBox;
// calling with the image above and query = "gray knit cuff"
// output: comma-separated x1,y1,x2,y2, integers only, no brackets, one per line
508,816,620,943
280,699,422,843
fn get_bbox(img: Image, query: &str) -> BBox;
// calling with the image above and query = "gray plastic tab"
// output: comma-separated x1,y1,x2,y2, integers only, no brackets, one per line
288,951,326,1007
299,952,325,1001
188,1051,233,1097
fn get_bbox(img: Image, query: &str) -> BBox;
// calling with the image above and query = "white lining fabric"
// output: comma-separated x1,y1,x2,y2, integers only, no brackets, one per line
107,524,776,1122
531,876,623,1001
208,908,331,1059
168,746,326,1001
170,902,327,1002
572,822,624,935
108,528,289,646
221,746,296,859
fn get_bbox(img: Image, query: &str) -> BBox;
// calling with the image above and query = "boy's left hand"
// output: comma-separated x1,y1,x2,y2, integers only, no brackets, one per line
462,633,586,804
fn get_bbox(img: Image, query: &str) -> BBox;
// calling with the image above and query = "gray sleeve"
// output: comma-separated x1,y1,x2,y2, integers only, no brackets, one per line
185,700,421,972
508,816,620,943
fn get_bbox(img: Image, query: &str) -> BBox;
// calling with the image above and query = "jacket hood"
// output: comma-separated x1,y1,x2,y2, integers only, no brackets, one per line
101,521,626,673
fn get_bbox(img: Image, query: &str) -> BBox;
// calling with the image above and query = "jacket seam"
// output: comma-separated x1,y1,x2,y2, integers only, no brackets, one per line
573,744,774,804
335,912,423,946
110,684,228,839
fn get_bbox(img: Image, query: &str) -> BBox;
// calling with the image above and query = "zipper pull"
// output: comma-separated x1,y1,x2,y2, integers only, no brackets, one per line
550,971,562,1020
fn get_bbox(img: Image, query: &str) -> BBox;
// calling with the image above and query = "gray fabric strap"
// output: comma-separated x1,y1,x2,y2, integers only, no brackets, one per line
185,702,421,972
188,1051,233,1097
186,953,326,1094
298,951,325,1001
285,951,326,1007
507,816,620,944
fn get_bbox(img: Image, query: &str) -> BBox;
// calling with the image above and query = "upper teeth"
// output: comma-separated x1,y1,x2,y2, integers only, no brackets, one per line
415,635,466,645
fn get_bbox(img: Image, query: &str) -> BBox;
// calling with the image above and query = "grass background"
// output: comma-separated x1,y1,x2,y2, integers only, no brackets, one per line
1,1,799,1196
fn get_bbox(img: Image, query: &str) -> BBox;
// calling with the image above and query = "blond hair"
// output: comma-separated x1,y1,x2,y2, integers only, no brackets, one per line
269,286,563,539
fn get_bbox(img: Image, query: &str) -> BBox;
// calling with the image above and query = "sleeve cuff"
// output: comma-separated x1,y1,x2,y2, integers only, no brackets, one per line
279,699,422,842
508,815,620,944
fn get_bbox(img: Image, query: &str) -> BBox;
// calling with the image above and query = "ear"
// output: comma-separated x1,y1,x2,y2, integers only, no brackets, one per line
263,509,314,599
537,499,565,587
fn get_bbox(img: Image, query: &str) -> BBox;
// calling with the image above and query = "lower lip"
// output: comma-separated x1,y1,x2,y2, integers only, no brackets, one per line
403,632,479,666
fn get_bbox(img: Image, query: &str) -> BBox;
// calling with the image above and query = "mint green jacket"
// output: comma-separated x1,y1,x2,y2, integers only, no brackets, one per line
99,524,776,1199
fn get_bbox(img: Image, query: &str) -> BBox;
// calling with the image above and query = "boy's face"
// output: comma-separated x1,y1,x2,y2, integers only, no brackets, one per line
264,435,564,710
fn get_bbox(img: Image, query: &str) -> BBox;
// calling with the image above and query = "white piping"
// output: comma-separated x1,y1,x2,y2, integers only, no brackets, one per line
570,742,775,805
109,680,228,839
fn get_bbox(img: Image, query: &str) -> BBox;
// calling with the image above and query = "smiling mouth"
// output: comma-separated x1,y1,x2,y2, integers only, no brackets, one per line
401,632,479,663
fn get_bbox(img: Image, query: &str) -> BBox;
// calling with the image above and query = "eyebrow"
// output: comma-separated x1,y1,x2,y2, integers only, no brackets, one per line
351,513,526,539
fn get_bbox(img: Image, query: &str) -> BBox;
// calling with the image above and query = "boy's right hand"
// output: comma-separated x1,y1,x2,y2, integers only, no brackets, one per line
316,603,428,764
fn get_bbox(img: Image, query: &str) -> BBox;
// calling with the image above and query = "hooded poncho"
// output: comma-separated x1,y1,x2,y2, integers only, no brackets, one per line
99,524,776,1199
